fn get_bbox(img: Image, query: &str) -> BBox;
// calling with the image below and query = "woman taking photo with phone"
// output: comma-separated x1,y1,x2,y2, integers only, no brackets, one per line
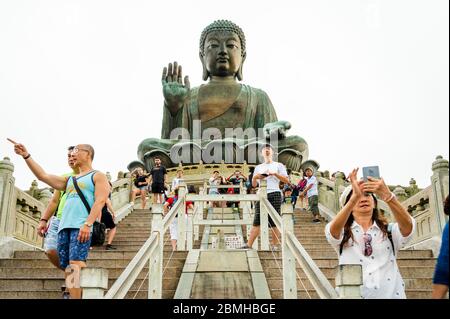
325,168,415,299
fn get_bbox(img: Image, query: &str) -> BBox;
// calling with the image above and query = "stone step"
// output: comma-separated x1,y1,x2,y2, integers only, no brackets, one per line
300,258,437,268
270,289,320,299
0,287,177,299
259,249,433,259
0,267,186,281
0,257,187,269
260,265,434,279
14,250,187,260
0,277,183,292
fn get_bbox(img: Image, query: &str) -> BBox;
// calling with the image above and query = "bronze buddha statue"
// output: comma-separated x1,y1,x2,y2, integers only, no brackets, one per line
129,20,317,172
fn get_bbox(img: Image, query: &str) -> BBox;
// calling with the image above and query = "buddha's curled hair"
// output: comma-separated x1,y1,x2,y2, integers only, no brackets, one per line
199,20,246,57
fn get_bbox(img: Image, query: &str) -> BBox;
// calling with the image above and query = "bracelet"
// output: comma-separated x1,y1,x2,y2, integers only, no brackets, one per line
384,192,396,203
23,154,31,160
40,218,48,222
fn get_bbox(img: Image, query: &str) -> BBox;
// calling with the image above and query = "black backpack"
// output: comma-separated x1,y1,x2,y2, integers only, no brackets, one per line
72,174,106,246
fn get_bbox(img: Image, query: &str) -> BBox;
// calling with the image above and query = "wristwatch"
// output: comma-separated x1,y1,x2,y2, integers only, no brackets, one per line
84,222,93,227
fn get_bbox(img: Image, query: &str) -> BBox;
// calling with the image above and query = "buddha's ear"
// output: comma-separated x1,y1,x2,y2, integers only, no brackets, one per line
237,53,246,81
200,52,209,81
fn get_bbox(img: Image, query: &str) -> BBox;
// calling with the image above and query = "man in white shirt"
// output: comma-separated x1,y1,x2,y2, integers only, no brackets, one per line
241,144,289,250
301,167,320,223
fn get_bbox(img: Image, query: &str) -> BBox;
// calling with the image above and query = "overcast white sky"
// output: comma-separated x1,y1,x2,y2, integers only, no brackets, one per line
0,0,448,190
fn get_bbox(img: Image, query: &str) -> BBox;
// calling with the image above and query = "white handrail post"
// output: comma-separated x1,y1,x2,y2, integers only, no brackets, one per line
281,199,297,299
149,203,164,299
80,268,108,299
194,187,204,241
177,183,187,251
186,207,194,250
335,264,363,299
431,156,449,232
259,180,270,251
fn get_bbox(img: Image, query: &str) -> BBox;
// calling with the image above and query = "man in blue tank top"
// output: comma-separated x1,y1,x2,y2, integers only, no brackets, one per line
11,141,110,299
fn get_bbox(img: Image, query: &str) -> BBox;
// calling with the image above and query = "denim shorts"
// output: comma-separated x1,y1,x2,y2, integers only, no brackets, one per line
43,217,60,252
57,228,91,269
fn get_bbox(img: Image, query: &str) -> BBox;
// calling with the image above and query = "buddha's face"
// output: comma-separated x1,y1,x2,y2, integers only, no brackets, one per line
203,31,243,78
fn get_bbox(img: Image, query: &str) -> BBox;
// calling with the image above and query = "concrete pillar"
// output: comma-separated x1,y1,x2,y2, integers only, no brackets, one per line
39,189,53,207
149,203,164,298
334,172,346,213
393,186,408,203
335,264,363,299
0,157,15,238
80,268,109,299
431,156,449,232
281,201,297,299
186,207,194,250
259,179,269,251
177,183,187,251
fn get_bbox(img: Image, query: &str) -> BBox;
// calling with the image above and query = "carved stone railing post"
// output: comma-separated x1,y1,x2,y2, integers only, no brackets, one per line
431,156,449,232
393,186,408,203
281,199,297,299
80,268,109,299
149,203,164,298
335,264,363,299
177,183,187,251
39,189,53,207
259,179,269,251
334,172,346,213
0,157,15,240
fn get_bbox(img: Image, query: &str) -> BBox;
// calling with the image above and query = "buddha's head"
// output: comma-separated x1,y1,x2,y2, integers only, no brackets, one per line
199,20,246,81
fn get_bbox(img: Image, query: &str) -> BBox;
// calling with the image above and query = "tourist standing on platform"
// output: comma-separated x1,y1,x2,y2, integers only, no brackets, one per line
241,144,289,250
325,168,415,299
10,140,110,299
227,170,247,194
101,182,117,250
38,146,79,270
209,170,226,208
171,169,184,191
227,170,247,209
130,167,149,208
432,195,449,299
149,157,167,204
301,167,320,223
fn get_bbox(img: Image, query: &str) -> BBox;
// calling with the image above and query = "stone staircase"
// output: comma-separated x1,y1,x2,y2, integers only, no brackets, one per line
259,208,436,299
0,208,187,299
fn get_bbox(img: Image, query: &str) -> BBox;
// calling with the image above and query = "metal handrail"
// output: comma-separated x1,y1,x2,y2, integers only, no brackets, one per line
104,232,159,299
286,231,339,299
260,197,283,230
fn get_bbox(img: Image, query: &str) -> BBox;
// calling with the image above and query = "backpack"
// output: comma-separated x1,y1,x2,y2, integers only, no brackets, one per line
298,179,307,192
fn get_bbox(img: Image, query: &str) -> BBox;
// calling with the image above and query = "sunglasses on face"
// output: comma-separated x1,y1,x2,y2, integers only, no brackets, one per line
363,233,373,257
71,148,89,154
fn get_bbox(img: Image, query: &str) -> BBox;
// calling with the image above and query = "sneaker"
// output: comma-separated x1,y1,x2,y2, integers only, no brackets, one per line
130,201,134,206
105,244,117,250
312,219,321,224
237,243,251,249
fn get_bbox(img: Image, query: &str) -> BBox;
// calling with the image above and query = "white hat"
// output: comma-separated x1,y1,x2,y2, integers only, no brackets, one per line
339,185,353,208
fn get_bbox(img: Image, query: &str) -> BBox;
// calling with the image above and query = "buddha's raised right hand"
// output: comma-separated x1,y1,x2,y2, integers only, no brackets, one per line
162,62,190,116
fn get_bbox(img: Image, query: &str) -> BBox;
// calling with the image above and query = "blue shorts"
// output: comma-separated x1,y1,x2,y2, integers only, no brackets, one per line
57,228,91,269
43,217,60,252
